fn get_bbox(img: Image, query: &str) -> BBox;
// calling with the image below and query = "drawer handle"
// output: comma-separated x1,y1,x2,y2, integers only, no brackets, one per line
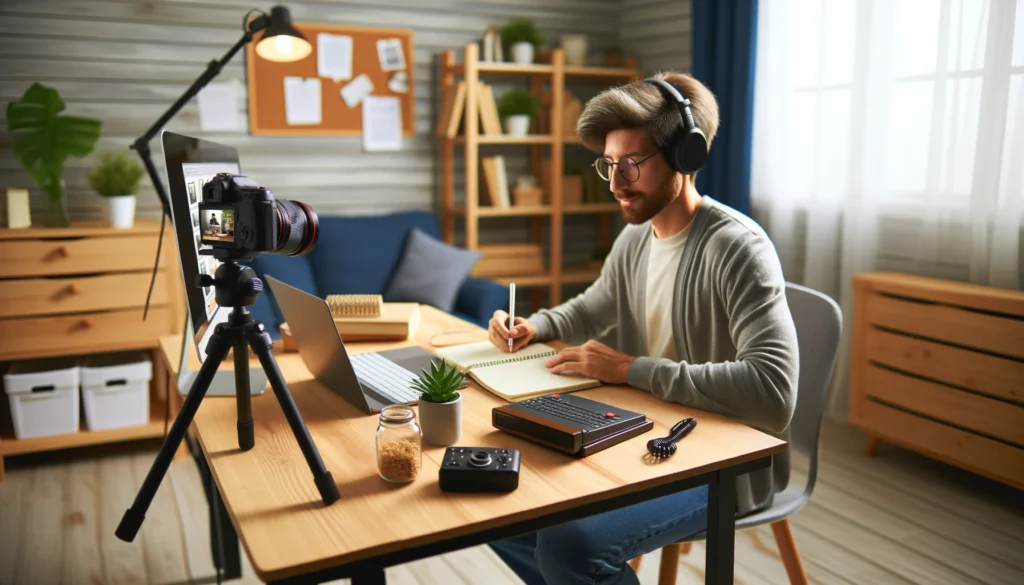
75,319,92,331
57,246,69,258
67,283,80,295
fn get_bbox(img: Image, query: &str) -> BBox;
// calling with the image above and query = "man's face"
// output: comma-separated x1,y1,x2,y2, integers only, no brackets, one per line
602,129,679,224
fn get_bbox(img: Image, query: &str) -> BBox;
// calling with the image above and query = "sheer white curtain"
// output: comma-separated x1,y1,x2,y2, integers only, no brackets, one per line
750,0,1024,420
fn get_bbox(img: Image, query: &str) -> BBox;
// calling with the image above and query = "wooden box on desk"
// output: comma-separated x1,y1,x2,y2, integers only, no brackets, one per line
848,272,1024,490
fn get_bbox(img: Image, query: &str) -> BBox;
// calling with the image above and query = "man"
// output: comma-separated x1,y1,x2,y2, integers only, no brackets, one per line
486,72,799,585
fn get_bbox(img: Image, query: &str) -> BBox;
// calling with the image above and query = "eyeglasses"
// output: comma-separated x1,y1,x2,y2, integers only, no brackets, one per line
593,152,659,183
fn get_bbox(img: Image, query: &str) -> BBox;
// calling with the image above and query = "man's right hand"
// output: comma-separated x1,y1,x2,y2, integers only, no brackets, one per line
489,310,536,353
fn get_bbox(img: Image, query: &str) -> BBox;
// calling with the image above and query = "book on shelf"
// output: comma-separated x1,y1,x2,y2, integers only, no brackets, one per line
435,80,502,138
436,340,600,402
471,243,545,277
481,155,511,207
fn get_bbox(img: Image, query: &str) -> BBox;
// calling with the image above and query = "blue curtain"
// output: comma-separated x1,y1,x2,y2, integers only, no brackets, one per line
691,0,759,216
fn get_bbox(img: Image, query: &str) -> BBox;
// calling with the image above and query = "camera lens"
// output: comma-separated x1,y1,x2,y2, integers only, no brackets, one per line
272,199,318,256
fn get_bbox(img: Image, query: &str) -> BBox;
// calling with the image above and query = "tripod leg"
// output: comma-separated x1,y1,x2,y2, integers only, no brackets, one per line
245,324,341,506
116,330,234,542
234,337,254,451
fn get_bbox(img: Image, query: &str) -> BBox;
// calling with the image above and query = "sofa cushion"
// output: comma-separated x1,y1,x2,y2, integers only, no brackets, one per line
310,211,441,295
384,227,481,313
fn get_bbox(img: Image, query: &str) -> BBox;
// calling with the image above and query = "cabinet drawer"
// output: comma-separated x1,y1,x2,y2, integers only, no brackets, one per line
865,327,1024,403
866,293,1024,360
863,364,1024,445
0,236,159,277
0,272,168,318
0,307,171,361
856,400,1024,490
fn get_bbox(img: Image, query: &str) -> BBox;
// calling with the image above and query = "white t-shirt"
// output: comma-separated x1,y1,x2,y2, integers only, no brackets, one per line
645,225,690,360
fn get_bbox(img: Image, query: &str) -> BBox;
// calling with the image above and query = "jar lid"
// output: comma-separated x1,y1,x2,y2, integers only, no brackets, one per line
380,404,415,424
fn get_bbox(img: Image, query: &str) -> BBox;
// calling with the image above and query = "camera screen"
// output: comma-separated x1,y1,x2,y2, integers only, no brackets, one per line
200,208,235,243
181,161,239,359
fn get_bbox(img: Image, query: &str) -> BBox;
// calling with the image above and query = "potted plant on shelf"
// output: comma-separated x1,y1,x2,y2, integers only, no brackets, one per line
86,150,144,228
498,88,540,137
500,18,544,64
4,83,102,227
412,359,465,446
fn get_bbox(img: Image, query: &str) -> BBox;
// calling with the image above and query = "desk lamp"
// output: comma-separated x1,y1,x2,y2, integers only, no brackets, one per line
132,5,311,217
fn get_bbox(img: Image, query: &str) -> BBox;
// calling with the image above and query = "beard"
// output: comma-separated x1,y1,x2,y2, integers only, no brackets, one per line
616,174,677,224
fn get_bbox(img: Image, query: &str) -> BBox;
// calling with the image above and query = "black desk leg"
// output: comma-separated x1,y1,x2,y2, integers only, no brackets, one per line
705,468,736,585
351,567,386,585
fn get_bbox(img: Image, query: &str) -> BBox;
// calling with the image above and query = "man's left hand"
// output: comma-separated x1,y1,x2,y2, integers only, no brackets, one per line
545,340,636,384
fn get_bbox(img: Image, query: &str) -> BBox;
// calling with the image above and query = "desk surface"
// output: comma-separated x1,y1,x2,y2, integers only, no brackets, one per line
163,307,786,582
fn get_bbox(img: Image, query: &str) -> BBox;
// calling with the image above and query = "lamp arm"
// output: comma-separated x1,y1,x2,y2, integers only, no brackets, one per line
132,14,267,215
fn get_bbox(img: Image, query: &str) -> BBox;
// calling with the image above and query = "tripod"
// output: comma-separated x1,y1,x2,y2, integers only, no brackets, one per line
116,260,341,543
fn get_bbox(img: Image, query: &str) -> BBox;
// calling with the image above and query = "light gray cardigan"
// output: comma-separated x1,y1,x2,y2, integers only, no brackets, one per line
527,195,799,514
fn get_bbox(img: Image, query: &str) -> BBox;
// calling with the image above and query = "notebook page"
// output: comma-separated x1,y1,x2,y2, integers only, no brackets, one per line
469,358,599,398
435,341,556,370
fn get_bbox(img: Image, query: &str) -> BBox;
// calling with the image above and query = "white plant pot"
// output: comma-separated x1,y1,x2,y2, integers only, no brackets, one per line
106,195,136,228
511,42,535,64
505,115,531,137
418,393,462,446
562,35,588,66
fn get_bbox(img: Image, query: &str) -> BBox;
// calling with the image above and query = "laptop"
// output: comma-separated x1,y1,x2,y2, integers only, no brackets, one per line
264,275,458,414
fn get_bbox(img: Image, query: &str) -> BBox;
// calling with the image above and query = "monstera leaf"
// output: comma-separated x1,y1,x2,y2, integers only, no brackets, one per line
5,83,102,225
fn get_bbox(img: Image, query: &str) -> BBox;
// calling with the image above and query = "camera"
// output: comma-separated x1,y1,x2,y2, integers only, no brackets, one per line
199,173,318,257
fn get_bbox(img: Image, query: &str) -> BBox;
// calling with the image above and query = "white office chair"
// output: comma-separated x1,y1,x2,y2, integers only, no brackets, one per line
630,282,843,585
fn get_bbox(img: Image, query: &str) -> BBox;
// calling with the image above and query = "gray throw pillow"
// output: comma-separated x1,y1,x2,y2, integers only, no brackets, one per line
384,228,482,313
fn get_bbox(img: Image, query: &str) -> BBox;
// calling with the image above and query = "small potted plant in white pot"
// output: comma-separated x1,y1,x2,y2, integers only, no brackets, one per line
498,88,540,137
500,18,543,64
412,359,464,446
86,150,144,228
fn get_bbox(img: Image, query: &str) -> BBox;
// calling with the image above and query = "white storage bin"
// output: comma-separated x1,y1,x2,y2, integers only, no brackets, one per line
3,357,81,439
80,351,152,431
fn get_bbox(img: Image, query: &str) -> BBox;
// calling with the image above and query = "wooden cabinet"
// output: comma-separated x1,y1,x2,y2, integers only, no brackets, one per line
0,220,185,480
849,272,1024,490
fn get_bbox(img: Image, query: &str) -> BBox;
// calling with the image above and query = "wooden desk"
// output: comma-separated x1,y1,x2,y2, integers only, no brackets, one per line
159,306,786,585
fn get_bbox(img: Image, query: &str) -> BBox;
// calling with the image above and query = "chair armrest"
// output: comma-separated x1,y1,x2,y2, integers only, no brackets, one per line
454,277,509,327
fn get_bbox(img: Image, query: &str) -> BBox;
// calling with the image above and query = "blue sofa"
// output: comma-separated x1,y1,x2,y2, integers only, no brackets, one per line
243,210,508,339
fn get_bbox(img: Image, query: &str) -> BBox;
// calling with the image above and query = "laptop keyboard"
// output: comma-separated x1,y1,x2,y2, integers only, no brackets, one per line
349,352,421,405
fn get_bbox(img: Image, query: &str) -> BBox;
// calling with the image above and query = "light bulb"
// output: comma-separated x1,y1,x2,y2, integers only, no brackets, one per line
276,35,293,56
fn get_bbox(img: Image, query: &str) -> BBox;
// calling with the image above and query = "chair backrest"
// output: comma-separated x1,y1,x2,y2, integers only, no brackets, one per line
785,283,842,494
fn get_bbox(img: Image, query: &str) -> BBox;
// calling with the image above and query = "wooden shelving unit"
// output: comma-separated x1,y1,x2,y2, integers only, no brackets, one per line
0,219,184,480
438,43,639,307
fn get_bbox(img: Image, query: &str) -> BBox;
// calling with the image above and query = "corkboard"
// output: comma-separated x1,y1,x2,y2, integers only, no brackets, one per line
245,22,415,136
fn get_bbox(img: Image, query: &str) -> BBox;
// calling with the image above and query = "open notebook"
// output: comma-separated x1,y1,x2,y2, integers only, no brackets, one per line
435,341,600,402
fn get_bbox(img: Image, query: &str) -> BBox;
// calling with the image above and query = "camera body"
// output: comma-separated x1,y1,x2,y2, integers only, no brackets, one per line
199,173,317,258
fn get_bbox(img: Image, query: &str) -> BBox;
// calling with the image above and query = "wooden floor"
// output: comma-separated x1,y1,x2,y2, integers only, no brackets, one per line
1,419,1022,585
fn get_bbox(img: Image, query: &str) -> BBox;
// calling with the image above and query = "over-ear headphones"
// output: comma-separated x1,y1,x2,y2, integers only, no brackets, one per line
643,78,708,175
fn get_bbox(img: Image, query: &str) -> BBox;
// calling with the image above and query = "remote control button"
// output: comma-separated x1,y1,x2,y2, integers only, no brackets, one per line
606,412,615,418
500,463,508,468
469,451,492,467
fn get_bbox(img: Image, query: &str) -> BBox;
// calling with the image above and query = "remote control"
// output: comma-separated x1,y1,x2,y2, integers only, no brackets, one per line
439,447,521,493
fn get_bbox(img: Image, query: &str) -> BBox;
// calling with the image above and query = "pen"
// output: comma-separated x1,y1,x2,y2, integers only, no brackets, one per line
508,283,516,352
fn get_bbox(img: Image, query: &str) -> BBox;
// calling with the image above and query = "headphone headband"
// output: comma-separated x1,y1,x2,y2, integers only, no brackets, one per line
642,78,708,175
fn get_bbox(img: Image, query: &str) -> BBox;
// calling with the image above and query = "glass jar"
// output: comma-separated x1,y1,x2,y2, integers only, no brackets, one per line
375,405,422,483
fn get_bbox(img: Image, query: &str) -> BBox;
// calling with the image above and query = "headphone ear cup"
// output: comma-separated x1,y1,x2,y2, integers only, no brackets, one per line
677,128,708,174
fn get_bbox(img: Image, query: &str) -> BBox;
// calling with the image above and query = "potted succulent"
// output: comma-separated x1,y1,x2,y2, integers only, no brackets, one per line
412,359,464,446
498,88,540,137
4,83,102,226
86,150,144,228
500,18,544,64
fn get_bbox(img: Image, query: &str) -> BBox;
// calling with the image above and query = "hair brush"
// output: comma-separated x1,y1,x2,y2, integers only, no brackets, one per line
646,418,697,459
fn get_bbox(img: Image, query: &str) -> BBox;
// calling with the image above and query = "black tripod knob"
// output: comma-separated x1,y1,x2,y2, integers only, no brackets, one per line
196,274,216,288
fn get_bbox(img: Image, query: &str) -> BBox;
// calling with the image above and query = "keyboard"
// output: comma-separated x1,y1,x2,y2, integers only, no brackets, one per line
492,393,653,457
349,352,421,405
518,395,623,430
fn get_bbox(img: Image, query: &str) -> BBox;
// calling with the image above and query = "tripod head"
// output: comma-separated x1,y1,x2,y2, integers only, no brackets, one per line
198,252,264,309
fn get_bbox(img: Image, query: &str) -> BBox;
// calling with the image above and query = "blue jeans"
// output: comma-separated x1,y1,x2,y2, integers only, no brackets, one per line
488,485,708,585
